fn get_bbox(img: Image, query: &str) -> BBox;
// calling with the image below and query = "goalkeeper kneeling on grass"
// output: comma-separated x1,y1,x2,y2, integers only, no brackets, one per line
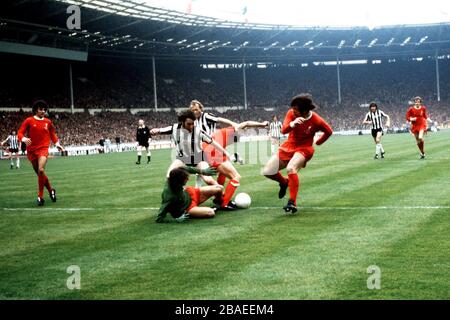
156,166,223,223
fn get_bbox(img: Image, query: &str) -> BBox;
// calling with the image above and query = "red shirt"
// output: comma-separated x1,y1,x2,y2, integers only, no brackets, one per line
406,106,428,128
281,110,333,147
18,116,59,152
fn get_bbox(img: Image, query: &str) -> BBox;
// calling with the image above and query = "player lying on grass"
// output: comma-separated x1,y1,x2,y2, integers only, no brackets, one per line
262,93,333,214
150,110,231,182
17,100,65,206
155,167,222,223
202,120,269,210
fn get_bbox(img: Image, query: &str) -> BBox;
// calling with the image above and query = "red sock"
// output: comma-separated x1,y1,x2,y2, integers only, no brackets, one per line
222,179,240,207
418,141,425,154
269,172,288,185
38,175,45,198
44,175,52,193
288,173,300,205
217,173,227,186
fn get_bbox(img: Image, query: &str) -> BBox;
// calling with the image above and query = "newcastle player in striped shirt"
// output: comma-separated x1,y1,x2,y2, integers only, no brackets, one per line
150,110,231,188
362,102,390,159
189,100,239,136
1,130,20,169
269,115,283,154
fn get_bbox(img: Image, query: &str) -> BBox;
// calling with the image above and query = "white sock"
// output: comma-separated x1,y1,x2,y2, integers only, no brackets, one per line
375,144,381,156
16,158,20,167
380,144,384,153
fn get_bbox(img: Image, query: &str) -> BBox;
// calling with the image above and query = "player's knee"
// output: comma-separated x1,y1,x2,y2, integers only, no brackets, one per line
38,168,45,176
232,172,241,181
205,208,216,218
286,166,297,174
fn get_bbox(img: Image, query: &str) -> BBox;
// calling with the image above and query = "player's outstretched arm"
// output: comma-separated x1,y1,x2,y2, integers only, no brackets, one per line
217,117,239,131
150,126,173,135
385,115,391,128
238,120,269,130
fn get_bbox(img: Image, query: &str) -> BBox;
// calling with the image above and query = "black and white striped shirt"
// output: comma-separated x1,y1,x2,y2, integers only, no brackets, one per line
269,121,282,138
195,112,219,136
365,110,388,130
6,135,19,149
159,124,213,165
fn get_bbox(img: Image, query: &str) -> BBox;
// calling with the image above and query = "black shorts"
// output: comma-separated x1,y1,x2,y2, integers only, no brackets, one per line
138,143,149,148
371,128,383,138
8,148,19,153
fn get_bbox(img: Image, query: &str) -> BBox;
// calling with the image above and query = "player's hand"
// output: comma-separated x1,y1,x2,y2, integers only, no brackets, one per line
410,117,416,122
290,117,305,128
201,167,218,176
262,121,269,127
175,212,189,223
22,137,32,146
150,128,159,135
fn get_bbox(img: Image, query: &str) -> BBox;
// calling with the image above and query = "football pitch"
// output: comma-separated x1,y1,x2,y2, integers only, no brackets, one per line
0,131,449,300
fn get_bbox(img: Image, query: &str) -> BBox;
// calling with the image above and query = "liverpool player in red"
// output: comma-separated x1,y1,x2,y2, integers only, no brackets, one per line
262,94,333,213
18,101,64,206
406,96,431,159
203,120,269,210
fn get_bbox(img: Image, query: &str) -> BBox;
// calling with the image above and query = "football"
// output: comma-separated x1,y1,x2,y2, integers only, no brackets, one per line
234,192,251,209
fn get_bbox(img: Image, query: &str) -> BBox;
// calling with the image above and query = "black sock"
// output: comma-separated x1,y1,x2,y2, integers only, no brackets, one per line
147,156,151,162
137,155,141,163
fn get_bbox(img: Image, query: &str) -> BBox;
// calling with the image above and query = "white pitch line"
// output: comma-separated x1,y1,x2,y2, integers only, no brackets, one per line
1,206,450,211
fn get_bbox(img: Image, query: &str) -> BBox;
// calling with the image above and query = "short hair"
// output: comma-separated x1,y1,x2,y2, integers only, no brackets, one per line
190,100,204,110
369,102,378,109
413,96,423,102
32,100,49,114
178,110,196,123
168,168,189,192
290,94,316,112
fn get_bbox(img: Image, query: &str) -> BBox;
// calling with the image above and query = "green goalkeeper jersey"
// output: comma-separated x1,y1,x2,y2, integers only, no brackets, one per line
155,181,192,223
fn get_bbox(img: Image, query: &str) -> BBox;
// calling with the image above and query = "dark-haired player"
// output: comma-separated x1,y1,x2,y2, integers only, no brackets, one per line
406,96,431,159
362,102,390,159
150,110,229,183
17,100,64,206
262,94,333,213
1,130,20,169
155,167,222,223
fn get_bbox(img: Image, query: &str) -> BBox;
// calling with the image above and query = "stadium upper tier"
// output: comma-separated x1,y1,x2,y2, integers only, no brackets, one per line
1,0,450,61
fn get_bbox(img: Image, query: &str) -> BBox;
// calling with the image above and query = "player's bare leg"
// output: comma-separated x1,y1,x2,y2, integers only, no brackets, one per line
14,152,20,168
374,131,384,159
188,185,223,218
31,156,53,205
216,161,241,208
166,159,186,178
284,152,307,213
416,130,426,159
196,161,217,186
262,153,289,199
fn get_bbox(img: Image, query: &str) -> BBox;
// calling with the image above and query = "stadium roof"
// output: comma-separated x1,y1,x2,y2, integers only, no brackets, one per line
1,0,450,62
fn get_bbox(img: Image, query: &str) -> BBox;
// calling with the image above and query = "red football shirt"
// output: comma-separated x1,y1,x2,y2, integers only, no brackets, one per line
281,110,333,147
18,116,59,152
406,106,428,129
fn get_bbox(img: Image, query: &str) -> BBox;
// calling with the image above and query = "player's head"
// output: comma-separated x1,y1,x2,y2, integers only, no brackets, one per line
138,119,144,126
11,130,16,135
189,100,204,119
369,102,378,112
290,94,316,117
178,110,196,132
168,167,189,192
413,96,423,106
32,100,48,117
272,115,278,122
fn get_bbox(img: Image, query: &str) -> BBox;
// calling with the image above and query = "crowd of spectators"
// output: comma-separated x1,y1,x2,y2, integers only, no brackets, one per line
1,56,449,146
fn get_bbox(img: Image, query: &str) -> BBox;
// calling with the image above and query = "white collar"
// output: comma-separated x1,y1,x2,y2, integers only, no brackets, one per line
33,116,45,121
304,111,313,121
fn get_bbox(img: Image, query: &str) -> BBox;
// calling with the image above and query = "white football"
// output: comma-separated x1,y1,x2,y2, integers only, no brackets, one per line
234,192,251,209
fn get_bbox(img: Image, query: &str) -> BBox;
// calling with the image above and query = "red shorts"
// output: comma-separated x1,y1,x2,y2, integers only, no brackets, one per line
203,127,236,168
278,144,315,167
27,147,49,162
410,125,427,135
185,186,201,212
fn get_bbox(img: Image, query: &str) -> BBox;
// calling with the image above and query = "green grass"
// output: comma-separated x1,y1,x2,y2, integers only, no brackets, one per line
0,131,449,299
